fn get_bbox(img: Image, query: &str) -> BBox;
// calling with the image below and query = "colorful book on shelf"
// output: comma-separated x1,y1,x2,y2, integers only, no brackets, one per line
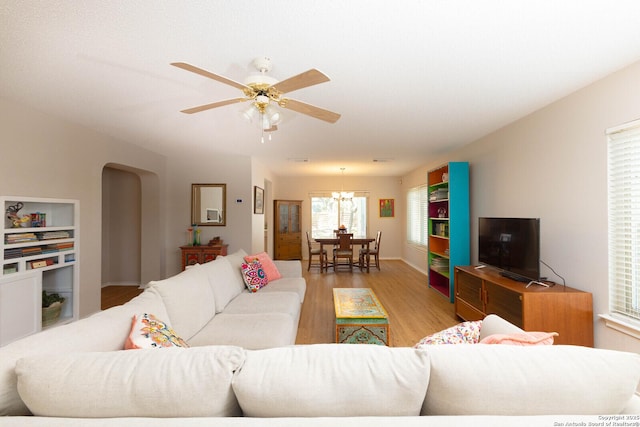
5,233,38,243
36,231,71,240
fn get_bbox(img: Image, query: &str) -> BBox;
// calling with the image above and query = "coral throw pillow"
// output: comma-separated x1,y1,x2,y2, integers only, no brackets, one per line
480,331,558,346
244,252,281,281
241,260,269,292
414,321,482,347
125,313,189,349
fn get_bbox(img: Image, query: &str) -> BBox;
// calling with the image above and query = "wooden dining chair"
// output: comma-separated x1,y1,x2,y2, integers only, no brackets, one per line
359,230,382,271
333,233,353,272
306,231,326,271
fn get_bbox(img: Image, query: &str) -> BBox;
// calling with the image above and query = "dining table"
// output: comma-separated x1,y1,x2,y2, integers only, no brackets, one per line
314,236,376,273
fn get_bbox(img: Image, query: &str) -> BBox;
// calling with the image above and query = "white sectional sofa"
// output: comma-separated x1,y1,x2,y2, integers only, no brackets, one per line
0,249,305,416
1,249,640,425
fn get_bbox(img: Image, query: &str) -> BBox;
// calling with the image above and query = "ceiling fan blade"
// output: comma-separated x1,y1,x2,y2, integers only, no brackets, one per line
171,62,249,91
280,98,341,123
180,98,246,114
271,69,330,94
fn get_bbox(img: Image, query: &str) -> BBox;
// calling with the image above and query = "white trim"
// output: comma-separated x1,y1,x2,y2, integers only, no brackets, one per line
599,314,640,340
605,117,640,135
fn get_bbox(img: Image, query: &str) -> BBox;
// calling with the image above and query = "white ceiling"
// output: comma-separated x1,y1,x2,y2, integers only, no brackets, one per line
2,1,640,177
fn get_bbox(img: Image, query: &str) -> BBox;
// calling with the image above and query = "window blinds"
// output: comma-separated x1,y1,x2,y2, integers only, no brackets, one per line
407,184,429,246
607,119,640,320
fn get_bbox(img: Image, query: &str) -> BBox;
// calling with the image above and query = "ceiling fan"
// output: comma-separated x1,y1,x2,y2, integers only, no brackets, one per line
171,57,341,131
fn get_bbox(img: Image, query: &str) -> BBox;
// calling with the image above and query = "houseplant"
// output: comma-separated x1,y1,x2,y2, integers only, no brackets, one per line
42,290,65,327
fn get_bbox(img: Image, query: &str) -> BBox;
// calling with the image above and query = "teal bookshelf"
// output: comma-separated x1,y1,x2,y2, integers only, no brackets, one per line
427,162,470,302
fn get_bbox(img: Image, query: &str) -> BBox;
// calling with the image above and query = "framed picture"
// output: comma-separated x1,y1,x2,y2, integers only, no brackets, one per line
254,186,264,214
379,198,394,218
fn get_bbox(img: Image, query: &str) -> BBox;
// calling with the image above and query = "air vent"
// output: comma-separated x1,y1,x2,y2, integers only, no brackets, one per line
288,158,310,163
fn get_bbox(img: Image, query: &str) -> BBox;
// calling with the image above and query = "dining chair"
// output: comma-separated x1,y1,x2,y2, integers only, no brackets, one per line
306,231,326,271
359,230,382,271
333,233,353,272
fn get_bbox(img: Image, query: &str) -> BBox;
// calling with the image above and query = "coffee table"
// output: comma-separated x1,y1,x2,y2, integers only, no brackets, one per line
333,288,389,345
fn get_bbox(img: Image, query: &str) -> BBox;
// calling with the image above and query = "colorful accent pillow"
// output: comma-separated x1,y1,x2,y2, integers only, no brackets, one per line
479,331,558,346
414,321,482,347
125,313,189,349
241,260,268,292
244,252,281,281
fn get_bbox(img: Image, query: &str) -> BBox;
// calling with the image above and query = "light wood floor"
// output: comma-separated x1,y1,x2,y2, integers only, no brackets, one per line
101,260,460,347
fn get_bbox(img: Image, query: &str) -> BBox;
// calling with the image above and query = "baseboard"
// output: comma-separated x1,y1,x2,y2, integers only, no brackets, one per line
101,281,141,288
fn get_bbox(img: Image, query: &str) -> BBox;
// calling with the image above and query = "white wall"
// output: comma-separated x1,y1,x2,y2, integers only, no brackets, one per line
403,59,640,351
274,175,403,259
0,98,167,317
163,149,254,275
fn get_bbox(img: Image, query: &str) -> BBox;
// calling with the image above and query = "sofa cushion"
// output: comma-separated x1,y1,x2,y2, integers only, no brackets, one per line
187,313,297,350
422,345,640,415
479,314,525,340
0,289,171,416
223,292,300,318
232,344,431,417
273,259,302,278
125,313,189,349
147,264,215,340
199,256,245,312
15,346,245,418
240,259,269,292
221,249,249,287
244,252,281,281
257,277,306,303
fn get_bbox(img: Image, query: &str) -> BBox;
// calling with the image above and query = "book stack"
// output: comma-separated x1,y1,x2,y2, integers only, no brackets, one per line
4,246,42,259
431,257,449,273
44,242,74,253
37,231,71,240
5,233,38,244
4,248,23,259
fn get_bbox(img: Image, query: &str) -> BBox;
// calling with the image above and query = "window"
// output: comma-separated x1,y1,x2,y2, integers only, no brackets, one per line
407,184,429,247
310,194,368,238
607,119,640,322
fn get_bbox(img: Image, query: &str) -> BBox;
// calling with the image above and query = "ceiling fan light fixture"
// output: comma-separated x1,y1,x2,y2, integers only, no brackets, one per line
265,105,282,125
240,105,257,123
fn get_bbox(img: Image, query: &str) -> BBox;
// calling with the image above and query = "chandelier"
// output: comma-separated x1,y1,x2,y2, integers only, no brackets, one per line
332,168,354,201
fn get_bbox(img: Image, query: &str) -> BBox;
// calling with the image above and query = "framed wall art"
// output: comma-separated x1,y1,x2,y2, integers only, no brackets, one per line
254,186,264,214
379,198,394,218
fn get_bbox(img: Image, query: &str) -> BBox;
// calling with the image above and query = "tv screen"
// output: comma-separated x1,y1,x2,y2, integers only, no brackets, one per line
478,217,540,282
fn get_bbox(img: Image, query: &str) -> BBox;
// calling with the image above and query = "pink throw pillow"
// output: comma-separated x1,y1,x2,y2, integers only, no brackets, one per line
479,331,558,346
125,313,189,349
244,252,281,281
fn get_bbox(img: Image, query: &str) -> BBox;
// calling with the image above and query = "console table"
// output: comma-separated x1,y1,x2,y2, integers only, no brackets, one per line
180,244,228,271
454,266,593,346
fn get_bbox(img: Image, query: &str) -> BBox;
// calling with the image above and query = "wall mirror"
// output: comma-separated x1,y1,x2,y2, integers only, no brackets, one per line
191,183,226,226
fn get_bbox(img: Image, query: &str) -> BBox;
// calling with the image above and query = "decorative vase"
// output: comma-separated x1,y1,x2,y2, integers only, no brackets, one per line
187,227,193,246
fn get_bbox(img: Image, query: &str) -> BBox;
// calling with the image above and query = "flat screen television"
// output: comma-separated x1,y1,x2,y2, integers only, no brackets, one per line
478,217,540,282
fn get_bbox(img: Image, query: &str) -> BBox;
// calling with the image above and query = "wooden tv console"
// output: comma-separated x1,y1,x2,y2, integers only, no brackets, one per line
454,266,594,347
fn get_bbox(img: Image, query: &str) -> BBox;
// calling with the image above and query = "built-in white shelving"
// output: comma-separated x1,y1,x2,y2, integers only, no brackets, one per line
1,196,79,345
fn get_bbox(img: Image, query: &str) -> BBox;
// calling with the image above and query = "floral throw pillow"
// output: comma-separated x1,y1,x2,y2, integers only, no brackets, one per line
241,259,269,292
125,313,189,349
413,320,482,348
244,252,281,281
